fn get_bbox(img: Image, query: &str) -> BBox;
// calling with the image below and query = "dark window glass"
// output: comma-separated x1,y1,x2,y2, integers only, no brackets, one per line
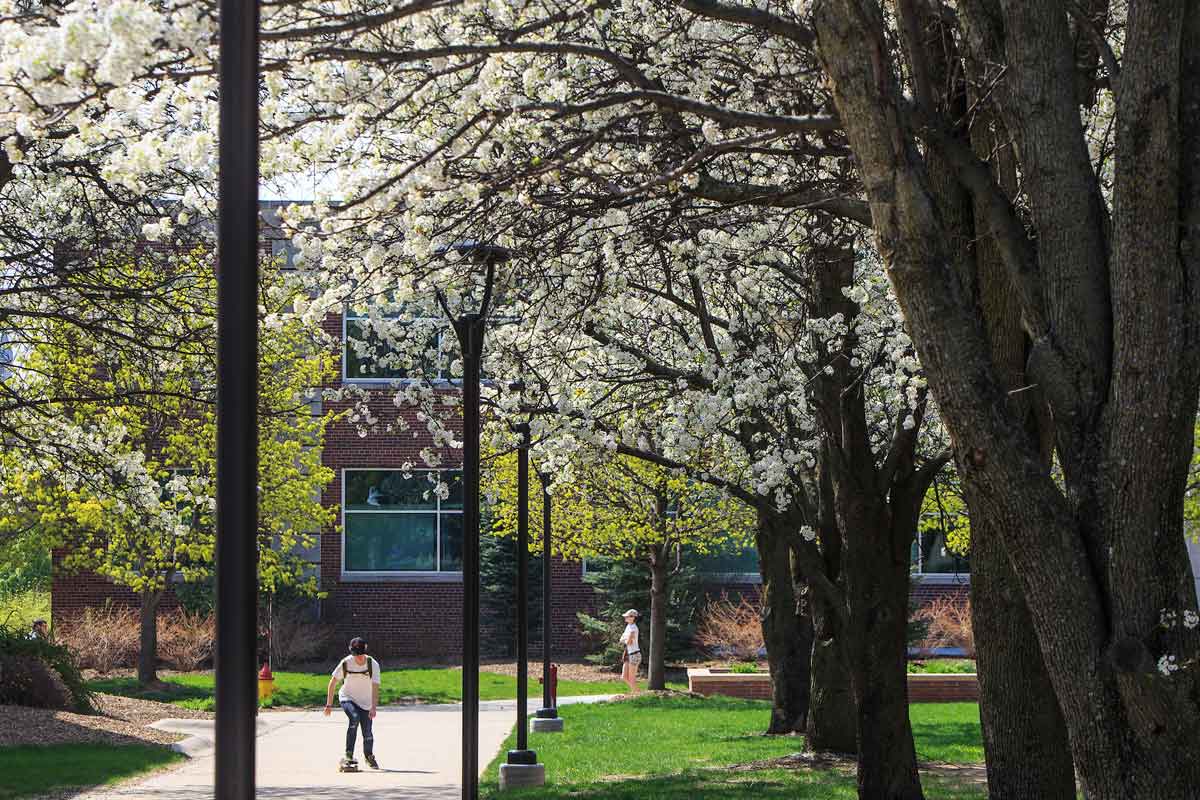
343,469,463,572
345,513,438,571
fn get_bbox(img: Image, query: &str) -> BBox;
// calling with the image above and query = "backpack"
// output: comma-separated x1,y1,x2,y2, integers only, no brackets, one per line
341,656,373,680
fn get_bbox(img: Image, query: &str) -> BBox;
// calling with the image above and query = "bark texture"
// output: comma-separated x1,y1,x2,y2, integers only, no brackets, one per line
811,2,1200,796
756,509,812,734
137,590,161,686
647,545,670,691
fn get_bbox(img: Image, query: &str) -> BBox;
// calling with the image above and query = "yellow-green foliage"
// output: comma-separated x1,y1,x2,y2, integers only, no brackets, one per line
919,472,970,557
484,446,753,562
0,251,340,599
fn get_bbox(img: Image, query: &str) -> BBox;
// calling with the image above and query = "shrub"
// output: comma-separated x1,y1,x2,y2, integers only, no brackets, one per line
913,595,974,656
0,653,71,710
56,605,140,673
158,610,215,672
0,621,96,713
729,661,760,673
267,600,335,670
695,593,764,661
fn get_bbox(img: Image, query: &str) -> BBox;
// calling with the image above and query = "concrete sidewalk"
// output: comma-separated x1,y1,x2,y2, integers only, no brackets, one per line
75,696,616,800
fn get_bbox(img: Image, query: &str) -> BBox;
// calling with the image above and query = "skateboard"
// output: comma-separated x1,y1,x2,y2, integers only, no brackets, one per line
338,758,360,773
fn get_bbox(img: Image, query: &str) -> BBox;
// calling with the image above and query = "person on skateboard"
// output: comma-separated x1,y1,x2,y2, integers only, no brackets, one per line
324,636,382,770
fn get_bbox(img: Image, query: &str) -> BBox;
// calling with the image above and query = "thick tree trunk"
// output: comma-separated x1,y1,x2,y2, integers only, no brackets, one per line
756,510,811,734
963,105,1076,799
647,549,669,691
812,4,1200,796
138,590,161,686
843,511,923,800
971,518,1075,799
807,600,856,753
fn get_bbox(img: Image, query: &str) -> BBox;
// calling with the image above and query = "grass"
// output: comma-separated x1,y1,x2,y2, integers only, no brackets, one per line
0,589,50,631
480,695,985,800
908,659,976,674
0,744,182,799
89,668,687,711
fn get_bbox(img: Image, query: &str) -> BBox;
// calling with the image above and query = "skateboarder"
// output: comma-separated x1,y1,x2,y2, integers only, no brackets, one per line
324,636,382,770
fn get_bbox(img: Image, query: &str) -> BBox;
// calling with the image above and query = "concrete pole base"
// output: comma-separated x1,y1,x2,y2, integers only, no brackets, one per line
531,716,564,733
499,763,546,790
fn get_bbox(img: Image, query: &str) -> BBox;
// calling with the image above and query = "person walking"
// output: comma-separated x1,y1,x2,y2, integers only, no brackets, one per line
619,609,641,694
324,637,382,770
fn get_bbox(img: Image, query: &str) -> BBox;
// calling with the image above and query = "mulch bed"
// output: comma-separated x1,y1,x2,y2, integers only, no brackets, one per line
0,693,210,748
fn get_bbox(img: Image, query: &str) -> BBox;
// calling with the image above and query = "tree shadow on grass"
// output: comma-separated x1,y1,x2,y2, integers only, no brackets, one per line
87,678,213,709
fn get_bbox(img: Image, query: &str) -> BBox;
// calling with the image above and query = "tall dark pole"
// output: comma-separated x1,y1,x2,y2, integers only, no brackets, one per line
531,470,561,732
507,422,535,764
539,473,555,715
454,313,484,800
215,1,260,798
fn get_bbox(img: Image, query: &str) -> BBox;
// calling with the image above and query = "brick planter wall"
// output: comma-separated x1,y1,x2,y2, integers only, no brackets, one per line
687,668,979,703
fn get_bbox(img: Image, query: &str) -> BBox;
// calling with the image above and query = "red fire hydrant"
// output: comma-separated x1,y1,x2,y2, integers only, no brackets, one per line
258,663,275,703
537,663,559,708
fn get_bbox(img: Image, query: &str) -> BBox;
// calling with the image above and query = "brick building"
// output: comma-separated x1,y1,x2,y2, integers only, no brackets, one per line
48,210,975,661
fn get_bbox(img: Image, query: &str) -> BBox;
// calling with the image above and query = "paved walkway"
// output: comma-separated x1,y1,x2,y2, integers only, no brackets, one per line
77,697,615,800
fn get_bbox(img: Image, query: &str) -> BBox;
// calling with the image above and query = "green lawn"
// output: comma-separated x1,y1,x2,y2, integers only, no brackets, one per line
907,659,977,674
0,744,182,799
89,668,686,711
480,695,985,800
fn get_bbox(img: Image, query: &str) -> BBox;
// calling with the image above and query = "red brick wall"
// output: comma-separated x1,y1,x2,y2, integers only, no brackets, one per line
50,553,179,625
316,311,595,661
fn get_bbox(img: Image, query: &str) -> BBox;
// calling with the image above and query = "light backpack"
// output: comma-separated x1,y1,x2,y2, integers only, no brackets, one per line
341,656,373,680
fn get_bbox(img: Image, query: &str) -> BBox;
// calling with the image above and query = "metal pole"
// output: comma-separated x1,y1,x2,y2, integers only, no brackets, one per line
455,313,484,800
215,1,260,798
538,473,556,717
508,423,534,762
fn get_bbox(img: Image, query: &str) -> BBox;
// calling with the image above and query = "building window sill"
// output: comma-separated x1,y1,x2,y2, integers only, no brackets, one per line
339,572,464,584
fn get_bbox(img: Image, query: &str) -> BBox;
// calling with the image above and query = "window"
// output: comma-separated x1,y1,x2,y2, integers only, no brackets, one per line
343,308,449,382
692,540,760,577
342,469,463,574
910,529,970,577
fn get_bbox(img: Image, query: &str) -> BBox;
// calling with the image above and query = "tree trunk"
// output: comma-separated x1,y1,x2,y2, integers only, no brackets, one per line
756,509,812,734
812,3,1200,795
647,547,669,691
807,600,857,753
138,590,162,686
971,517,1076,799
962,101,1076,799
842,510,923,800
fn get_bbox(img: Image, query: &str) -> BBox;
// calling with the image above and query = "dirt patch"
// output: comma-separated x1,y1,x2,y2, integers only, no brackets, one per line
730,751,987,787
0,693,210,748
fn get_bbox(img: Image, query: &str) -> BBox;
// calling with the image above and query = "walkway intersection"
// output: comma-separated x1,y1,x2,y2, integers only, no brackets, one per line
76,696,616,800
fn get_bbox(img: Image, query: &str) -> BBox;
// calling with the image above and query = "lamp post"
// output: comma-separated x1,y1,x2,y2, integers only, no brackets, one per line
215,1,260,798
531,470,563,732
498,416,544,789
435,241,509,800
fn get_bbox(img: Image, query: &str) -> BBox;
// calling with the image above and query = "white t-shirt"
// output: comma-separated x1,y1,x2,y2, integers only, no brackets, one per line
333,656,382,709
620,623,640,653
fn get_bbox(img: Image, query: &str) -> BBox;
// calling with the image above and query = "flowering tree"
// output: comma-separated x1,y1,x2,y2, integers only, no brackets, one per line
0,252,338,684
10,2,1193,797
486,440,753,689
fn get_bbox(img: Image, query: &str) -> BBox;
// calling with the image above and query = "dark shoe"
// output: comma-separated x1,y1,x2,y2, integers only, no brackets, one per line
365,755,379,769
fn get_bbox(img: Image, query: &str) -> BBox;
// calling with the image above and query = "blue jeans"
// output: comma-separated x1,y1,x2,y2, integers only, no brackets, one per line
341,700,374,758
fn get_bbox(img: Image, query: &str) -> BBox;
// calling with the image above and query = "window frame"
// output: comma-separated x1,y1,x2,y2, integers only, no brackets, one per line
340,467,465,582
341,308,454,385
